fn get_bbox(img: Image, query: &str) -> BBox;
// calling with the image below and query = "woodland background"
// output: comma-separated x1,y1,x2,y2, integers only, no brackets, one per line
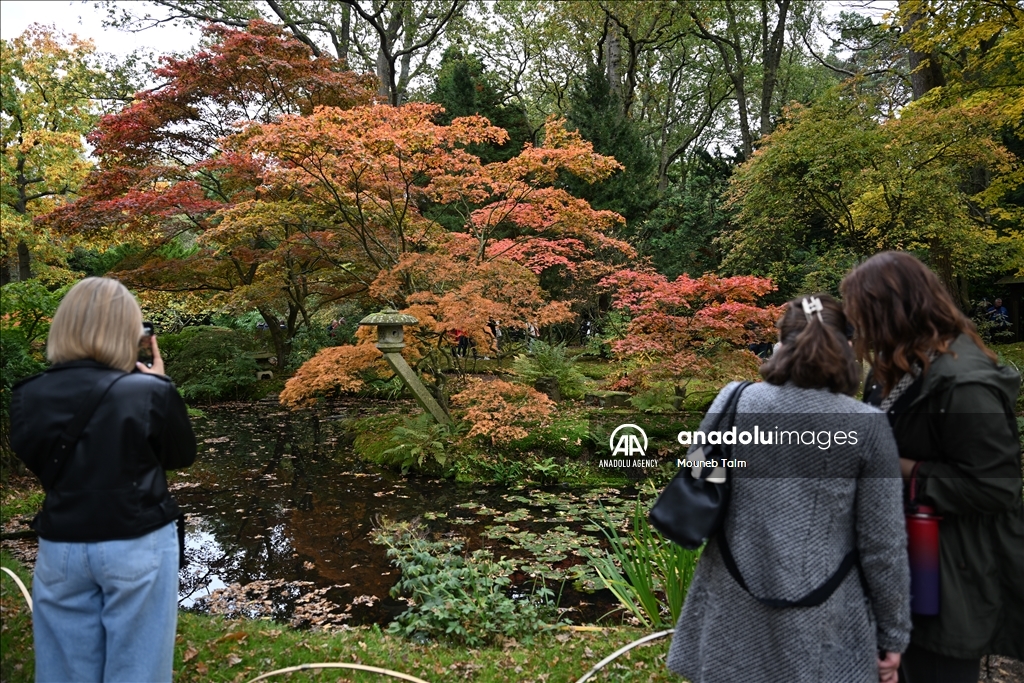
2,4,1024,679
2,0,1023,443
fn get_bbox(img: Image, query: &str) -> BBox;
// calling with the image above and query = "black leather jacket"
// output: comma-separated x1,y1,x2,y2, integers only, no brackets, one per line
11,360,197,542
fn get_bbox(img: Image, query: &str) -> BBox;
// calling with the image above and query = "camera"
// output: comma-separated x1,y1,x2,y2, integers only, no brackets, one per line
138,321,155,367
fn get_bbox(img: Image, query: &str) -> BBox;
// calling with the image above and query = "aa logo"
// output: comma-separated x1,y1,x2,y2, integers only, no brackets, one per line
609,424,648,457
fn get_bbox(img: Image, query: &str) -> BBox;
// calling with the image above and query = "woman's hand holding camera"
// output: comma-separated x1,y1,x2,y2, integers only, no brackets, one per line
136,334,166,376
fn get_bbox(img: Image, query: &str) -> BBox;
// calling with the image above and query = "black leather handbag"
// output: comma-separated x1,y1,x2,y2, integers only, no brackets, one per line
648,381,751,549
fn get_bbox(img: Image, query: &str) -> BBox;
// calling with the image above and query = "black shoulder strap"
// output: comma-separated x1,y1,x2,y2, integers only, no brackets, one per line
716,379,858,608
708,381,752,431
41,371,128,489
719,533,859,608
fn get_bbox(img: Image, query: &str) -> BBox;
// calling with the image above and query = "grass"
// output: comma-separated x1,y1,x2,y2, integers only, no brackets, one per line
1,552,677,683
0,481,43,521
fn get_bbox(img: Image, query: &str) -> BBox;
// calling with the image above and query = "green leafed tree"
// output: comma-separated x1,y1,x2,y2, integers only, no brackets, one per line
721,82,1021,303
0,26,115,284
639,149,734,280
428,46,532,164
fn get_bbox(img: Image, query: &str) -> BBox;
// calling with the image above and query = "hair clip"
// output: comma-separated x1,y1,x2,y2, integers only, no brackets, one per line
801,296,825,324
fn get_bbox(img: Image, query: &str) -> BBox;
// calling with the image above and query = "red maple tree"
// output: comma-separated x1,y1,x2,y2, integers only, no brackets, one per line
599,269,779,384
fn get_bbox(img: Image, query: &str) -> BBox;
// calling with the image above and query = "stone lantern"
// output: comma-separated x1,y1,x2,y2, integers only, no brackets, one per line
359,308,418,351
359,308,451,425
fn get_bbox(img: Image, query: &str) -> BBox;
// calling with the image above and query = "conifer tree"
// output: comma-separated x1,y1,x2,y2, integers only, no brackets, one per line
564,64,657,227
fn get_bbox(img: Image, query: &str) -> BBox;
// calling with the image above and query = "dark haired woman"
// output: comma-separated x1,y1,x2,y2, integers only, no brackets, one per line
667,294,910,683
842,252,1024,683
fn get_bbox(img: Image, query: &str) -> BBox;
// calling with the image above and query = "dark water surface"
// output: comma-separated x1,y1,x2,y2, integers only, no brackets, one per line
174,399,633,629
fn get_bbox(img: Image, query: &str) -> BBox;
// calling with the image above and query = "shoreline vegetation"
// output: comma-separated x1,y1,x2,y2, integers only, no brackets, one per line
2,343,1021,682
2,548,677,683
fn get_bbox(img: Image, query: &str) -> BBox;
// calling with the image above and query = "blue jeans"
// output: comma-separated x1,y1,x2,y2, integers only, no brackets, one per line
32,522,179,683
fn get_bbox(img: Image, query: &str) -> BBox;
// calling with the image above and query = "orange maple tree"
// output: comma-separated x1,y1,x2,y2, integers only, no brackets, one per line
44,20,377,364
259,113,632,407
450,378,554,445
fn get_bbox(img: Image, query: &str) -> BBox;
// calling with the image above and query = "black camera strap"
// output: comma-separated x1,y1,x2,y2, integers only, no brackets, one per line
41,371,128,490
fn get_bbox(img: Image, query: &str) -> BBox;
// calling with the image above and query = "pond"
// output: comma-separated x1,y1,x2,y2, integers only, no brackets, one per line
174,399,642,630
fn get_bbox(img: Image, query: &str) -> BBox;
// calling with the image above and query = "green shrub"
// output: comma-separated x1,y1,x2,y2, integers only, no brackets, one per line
628,381,681,412
372,519,562,646
512,341,588,399
994,343,1024,415
381,413,467,474
362,375,407,400
586,497,702,628
0,280,55,473
160,327,259,403
285,323,333,371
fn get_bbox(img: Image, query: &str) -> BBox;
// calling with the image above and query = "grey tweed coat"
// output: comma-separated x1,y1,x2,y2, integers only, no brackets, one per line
667,381,911,683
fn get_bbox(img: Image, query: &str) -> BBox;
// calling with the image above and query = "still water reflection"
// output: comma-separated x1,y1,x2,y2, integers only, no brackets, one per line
174,400,628,629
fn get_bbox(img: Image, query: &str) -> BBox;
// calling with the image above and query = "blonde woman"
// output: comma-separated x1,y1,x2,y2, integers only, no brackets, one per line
11,277,196,683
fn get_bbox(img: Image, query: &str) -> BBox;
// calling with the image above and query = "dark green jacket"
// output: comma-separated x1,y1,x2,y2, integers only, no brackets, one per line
889,334,1024,660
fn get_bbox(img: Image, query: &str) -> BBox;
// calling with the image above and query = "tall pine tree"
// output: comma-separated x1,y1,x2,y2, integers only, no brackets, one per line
428,47,532,164
564,64,656,228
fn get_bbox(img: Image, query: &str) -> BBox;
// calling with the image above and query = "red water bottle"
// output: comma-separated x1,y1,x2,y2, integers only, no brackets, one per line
906,470,941,616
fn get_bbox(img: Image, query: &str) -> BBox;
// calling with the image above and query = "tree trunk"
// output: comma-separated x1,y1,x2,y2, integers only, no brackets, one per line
17,240,31,281
604,24,622,105
258,307,290,369
759,0,791,139
1,239,11,286
376,47,392,101
339,5,351,64
906,4,962,307
733,76,753,159
902,3,946,99
930,239,970,311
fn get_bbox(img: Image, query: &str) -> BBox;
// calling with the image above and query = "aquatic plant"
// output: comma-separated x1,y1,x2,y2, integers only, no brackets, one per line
587,496,701,628
372,519,564,646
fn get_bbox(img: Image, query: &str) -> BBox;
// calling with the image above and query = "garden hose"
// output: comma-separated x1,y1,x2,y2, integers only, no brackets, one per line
0,568,672,683
1,566,33,612
245,663,431,683
572,629,674,683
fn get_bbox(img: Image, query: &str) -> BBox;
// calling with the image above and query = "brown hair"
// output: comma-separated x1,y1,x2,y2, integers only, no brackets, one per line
760,293,860,395
47,277,143,373
840,251,997,397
